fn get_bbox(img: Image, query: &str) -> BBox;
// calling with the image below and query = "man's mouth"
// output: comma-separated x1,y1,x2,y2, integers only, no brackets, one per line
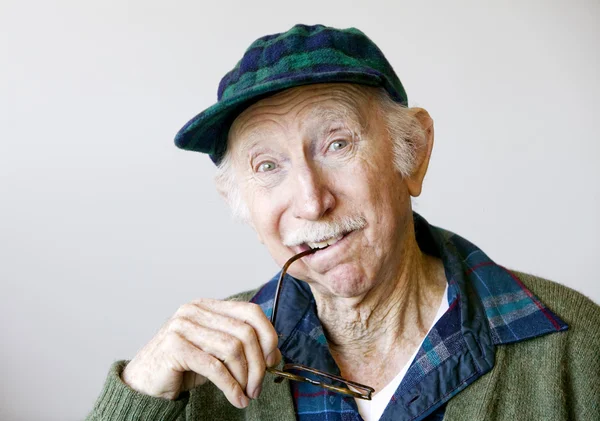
305,234,344,250
295,232,350,254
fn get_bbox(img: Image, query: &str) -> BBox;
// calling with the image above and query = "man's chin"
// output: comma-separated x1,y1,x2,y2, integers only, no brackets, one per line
306,265,372,299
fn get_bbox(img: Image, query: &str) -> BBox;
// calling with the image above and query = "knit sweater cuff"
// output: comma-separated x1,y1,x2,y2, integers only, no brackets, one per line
90,360,188,421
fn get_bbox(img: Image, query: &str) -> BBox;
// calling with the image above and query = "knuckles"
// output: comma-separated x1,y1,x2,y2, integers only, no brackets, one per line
223,337,244,361
163,328,184,351
247,302,265,319
207,356,226,377
168,315,190,333
174,302,199,318
236,322,254,340
167,298,278,358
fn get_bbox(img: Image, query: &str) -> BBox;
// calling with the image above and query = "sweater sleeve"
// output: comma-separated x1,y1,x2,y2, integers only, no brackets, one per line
559,289,600,419
85,288,262,420
85,361,188,421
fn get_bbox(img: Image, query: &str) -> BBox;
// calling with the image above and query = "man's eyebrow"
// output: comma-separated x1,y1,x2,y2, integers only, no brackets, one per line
233,104,365,156
307,105,360,122
303,106,365,140
304,105,365,132
235,129,275,157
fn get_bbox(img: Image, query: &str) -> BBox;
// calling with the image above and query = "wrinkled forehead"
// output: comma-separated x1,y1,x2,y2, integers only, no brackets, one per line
227,84,373,153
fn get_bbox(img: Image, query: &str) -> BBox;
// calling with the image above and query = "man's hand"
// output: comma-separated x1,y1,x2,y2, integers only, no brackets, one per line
121,299,282,408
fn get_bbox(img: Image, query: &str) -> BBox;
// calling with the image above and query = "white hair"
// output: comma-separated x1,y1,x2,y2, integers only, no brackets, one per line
214,87,427,223
214,150,251,223
373,88,427,179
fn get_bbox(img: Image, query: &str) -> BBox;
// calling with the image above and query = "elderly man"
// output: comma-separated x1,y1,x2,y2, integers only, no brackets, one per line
87,24,599,421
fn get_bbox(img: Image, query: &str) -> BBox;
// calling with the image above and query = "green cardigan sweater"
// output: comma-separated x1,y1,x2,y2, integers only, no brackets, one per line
87,272,600,420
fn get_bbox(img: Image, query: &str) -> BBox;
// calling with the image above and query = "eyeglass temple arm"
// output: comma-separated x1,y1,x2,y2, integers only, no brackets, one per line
270,248,317,326
268,248,376,401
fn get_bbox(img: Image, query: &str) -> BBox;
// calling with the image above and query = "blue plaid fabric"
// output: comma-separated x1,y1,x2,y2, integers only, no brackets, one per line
250,212,568,421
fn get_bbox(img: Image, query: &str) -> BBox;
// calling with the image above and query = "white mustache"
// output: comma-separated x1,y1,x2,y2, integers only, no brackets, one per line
282,216,367,247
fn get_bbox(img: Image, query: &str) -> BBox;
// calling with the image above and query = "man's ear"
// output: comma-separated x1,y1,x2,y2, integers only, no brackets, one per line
405,108,434,197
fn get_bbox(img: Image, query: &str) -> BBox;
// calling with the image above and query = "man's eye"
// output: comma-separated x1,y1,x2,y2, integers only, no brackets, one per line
329,139,349,151
257,161,277,172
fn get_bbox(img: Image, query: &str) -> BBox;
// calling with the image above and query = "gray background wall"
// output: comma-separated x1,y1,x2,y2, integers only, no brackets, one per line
1,1,598,420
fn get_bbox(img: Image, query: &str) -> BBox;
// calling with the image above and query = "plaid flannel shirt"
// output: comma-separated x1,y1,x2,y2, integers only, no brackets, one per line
249,212,568,421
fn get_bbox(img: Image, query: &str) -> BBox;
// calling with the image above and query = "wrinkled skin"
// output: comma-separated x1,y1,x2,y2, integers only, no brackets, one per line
227,83,432,301
121,83,445,404
227,84,446,392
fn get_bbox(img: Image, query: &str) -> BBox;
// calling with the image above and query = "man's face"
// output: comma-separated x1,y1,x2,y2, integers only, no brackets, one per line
227,84,417,299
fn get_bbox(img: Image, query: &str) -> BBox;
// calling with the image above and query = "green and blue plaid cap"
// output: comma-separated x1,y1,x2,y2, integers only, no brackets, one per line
174,24,408,164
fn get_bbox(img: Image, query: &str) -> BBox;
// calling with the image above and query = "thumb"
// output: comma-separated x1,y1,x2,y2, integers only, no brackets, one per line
182,370,208,391
266,348,282,367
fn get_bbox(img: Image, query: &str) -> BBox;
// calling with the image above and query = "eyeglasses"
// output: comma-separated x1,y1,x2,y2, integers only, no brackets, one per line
265,248,375,400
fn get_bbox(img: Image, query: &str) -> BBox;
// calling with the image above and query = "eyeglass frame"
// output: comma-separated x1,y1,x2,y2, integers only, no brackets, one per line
265,248,375,400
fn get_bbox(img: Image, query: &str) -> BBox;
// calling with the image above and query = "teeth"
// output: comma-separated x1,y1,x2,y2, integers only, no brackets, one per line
307,234,344,250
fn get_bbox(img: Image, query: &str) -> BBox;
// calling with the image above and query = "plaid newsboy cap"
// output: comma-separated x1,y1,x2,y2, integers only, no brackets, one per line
174,24,408,164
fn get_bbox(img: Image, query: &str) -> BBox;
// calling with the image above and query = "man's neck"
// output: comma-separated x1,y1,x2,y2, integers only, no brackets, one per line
311,238,447,393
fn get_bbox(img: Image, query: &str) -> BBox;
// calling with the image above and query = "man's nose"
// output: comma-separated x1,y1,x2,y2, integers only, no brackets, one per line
290,162,335,221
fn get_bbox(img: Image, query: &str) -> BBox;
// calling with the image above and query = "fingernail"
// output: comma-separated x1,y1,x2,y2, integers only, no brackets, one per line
239,394,250,408
251,384,262,399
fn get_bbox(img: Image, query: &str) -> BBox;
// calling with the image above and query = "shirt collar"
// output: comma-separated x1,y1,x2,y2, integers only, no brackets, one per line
419,212,568,345
250,211,567,368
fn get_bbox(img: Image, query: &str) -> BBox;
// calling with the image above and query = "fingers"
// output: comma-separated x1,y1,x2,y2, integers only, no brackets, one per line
174,334,250,409
191,299,279,361
266,348,282,367
123,298,280,407
176,305,267,399
165,299,280,406
170,316,251,395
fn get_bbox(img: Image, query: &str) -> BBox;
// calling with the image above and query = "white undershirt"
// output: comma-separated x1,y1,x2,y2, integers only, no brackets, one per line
354,284,449,421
